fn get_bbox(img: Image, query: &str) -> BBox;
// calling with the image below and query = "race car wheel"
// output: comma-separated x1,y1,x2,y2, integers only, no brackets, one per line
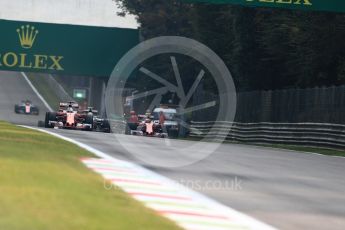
102,120,111,133
14,105,19,114
37,121,45,127
84,115,93,131
45,112,57,128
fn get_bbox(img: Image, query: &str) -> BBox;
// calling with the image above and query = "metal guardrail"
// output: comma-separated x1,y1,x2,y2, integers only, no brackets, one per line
190,121,345,149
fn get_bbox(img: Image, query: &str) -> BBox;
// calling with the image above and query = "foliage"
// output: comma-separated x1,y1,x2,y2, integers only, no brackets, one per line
115,1,345,91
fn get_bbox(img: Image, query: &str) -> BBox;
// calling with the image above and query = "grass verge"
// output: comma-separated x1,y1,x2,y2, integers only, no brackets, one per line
185,136,345,157
256,144,345,157
0,121,180,230
25,73,60,110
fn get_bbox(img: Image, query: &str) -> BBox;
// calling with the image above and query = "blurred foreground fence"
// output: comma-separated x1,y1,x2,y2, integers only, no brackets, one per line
190,122,345,149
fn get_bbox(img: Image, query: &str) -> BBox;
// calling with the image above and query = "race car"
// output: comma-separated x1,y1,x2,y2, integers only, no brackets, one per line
131,117,167,138
152,107,179,137
14,100,39,115
81,107,111,133
44,102,93,130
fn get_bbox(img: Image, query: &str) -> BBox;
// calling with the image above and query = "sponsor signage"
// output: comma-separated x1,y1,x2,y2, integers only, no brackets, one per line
73,89,87,99
0,19,139,77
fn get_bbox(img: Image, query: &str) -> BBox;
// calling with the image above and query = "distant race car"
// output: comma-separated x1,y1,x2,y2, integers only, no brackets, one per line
81,107,111,133
44,102,93,130
129,106,180,138
14,100,39,115
131,117,167,138
152,107,179,137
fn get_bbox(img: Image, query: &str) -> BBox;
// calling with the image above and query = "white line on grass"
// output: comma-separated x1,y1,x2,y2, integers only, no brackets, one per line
21,72,53,112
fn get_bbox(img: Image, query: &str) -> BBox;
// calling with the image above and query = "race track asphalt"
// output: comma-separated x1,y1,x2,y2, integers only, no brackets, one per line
0,71,48,126
0,70,344,230
47,129,345,230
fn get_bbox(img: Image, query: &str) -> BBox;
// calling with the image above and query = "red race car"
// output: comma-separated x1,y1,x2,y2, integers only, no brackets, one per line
131,117,167,138
44,102,93,130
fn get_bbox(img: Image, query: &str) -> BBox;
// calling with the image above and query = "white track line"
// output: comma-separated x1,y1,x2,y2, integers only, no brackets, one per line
21,72,53,112
20,125,278,230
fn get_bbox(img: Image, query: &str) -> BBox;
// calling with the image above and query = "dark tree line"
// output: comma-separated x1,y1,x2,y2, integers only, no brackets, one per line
115,1,345,91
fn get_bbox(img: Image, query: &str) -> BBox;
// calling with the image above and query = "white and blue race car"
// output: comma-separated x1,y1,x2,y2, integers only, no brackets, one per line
14,100,39,115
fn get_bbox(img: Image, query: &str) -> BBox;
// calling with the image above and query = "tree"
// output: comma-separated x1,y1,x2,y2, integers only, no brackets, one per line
115,1,345,90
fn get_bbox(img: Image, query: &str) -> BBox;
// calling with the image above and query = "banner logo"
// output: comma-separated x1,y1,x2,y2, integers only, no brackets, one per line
0,24,64,71
17,25,39,49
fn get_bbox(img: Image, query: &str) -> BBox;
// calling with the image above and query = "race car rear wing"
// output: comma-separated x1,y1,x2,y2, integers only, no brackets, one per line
59,102,79,108
81,109,99,114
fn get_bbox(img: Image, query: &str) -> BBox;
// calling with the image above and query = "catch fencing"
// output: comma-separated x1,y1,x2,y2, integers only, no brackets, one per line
235,85,345,124
194,85,345,124
190,85,345,149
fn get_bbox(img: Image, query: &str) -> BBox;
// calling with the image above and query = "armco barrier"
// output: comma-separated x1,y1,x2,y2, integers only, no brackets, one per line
190,121,345,149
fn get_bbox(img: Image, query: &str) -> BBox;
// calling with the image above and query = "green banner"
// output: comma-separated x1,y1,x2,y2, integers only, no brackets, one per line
0,19,139,77
185,0,345,13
